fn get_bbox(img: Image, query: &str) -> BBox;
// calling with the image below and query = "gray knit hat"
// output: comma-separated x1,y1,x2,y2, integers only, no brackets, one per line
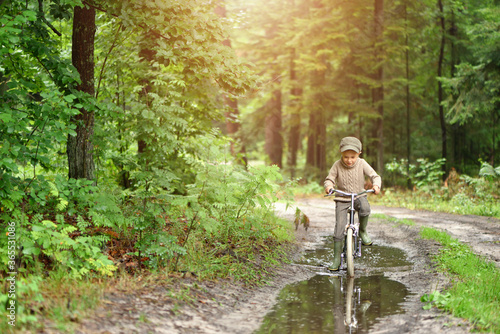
339,137,362,153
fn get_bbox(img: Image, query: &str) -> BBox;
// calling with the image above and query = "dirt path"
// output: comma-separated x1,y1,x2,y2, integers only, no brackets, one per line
76,197,500,334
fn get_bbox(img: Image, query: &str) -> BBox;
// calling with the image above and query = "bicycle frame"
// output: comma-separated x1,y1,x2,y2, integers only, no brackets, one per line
326,189,374,273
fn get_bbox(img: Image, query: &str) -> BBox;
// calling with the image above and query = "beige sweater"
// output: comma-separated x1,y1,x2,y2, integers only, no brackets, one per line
324,158,382,202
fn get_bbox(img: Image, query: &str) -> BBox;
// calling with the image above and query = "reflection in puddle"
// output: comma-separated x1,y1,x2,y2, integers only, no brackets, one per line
256,239,413,333
255,275,410,334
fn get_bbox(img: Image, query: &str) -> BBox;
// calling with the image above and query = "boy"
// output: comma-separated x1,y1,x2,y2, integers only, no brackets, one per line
324,136,381,271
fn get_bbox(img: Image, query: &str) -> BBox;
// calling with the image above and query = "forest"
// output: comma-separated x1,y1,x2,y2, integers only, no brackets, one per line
1,0,499,330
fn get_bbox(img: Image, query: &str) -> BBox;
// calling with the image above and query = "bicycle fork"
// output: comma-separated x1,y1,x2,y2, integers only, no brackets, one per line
347,227,362,258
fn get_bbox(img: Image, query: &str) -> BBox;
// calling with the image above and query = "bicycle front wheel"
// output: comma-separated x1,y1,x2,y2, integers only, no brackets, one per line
346,228,355,277
345,277,355,326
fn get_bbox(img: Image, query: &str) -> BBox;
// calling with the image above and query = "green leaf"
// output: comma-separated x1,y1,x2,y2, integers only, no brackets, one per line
0,113,13,123
64,94,77,102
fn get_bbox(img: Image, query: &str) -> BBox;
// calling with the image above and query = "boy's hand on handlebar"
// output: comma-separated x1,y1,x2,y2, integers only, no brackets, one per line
372,185,380,195
325,187,334,195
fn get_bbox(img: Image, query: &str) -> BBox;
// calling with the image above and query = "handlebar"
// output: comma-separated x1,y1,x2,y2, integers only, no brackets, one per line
325,189,375,197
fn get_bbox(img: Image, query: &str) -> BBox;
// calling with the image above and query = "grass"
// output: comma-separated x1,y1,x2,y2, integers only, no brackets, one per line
420,227,500,333
0,271,105,334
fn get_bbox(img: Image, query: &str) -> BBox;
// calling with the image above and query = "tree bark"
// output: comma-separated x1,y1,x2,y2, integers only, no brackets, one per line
137,45,155,162
373,0,385,175
306,62,326,176
288,48,302,177
449,7,459,168
305,110,326,174
405,2,411,188
437,0,447,166
306,111,317,169
265,88,283,168
68,4,96,180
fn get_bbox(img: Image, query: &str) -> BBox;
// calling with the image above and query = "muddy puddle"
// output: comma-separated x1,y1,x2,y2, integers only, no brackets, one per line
255,239,414,333
298,238,413,272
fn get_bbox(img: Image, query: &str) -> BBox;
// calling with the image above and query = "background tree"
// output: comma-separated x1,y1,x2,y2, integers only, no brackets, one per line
373,0,385,174
68,2,96,180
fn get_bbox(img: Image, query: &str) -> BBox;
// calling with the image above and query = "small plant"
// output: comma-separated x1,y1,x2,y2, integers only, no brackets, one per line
421,290,452,310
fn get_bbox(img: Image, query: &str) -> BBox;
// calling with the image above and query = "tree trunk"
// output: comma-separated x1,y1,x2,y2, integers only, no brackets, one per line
265,88,283,168
137,45,155,163
306,111,317,169
404,2,411,188
449,8,458,168
305,110,326,175
288,48,302,177
437,0,447,167
68,4,96,180
373,0,384,175
306,62,326,176
316,108,326,172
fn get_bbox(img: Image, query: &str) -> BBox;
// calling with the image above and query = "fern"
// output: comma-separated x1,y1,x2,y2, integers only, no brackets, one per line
56,198,68,211
26,217,117,278
76,215,90,231
479,162,500,178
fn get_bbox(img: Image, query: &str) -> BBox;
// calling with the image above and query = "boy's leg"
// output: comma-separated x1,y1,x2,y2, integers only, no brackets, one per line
355,197,372,246
334,201,350,241
358,216,372,245
330,201,349,271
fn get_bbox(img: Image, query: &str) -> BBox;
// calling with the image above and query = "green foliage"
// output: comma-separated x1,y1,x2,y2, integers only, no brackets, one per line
479,162,500,179
443,5,500,125
25,216,116,277
1,0,260,280
421,290,452,310
151,134,294,281
420,227,500,332
0,2,87,281
125,175,187,271
0,271,106,333
0,276,44,331
375,158,500,217
385,158,446,190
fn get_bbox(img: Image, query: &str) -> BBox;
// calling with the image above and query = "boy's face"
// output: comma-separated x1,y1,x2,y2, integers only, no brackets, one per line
341,150,360,167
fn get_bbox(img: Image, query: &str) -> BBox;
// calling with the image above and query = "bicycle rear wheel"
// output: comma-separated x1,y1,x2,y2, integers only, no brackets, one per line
346,228,355,277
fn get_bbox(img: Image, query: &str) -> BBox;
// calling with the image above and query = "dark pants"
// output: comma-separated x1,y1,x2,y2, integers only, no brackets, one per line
334,196,371,241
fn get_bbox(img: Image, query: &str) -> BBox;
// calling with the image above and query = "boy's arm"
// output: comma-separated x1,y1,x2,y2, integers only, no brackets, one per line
324,165,337,194
363,161,382,193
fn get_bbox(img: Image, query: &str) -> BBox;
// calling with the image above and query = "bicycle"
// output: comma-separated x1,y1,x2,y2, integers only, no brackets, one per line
344,277,359,332
326,189,375,277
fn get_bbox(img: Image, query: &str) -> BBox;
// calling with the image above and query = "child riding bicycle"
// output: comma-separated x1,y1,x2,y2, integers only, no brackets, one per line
324,137,381,271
